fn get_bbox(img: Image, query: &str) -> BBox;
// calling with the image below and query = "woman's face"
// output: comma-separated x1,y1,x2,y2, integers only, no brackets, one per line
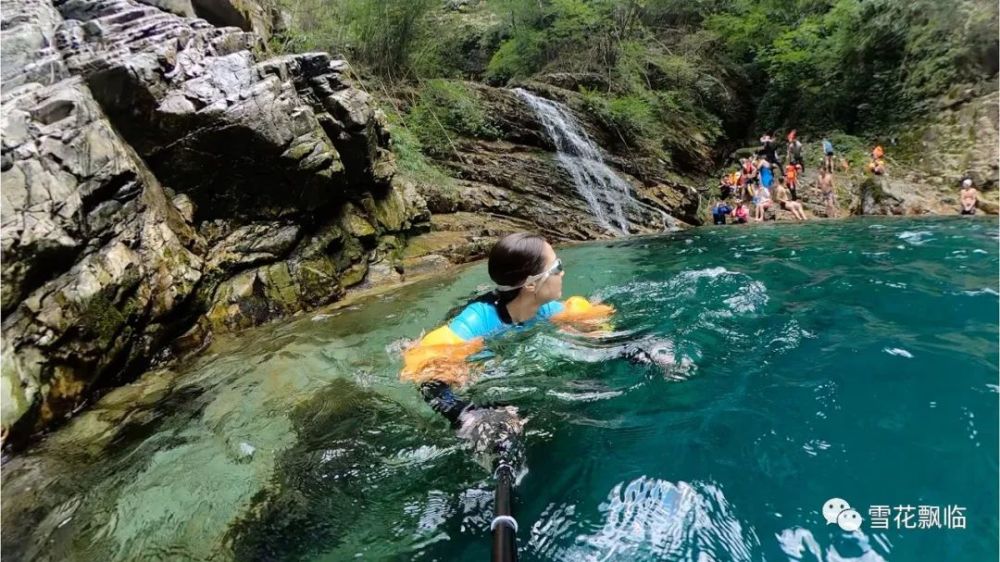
529,243,563,302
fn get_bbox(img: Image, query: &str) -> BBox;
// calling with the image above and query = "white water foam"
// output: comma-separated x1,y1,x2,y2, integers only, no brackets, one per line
883,347,914,359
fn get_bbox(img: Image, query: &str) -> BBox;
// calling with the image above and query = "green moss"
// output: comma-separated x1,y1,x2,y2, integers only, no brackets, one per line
80,293,126,343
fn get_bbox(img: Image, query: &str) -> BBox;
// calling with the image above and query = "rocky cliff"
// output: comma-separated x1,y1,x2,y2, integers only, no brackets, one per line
1,0,430,446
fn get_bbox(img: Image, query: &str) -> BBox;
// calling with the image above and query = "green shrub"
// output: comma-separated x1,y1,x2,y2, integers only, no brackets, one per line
385,111,454,189
407,80,500,157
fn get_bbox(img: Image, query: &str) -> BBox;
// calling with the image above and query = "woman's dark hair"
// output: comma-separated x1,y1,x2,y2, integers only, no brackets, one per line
442,233,550,321
488,233,549,288
489,232,549,307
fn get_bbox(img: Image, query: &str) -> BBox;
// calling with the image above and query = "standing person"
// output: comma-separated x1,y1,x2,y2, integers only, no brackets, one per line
822,138,834,173
775,178,807,220
784,162,799,200
818,170,838,218
761,134,780,168
758,157,774,191
787,132,804,172
732,201,749,224
959,178,979,215
712,200,733,225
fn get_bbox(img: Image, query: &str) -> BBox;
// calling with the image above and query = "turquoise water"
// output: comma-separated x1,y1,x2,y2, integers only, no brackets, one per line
2,218,997,561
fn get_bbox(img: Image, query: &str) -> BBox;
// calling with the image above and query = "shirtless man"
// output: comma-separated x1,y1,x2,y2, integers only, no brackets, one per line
959,178,979,215
818,170,837,218
775,178,807,220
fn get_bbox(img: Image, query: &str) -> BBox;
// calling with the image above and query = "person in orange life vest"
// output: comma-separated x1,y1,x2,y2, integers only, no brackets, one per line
867,158,886,175
784,163,800,201
867,144,886,175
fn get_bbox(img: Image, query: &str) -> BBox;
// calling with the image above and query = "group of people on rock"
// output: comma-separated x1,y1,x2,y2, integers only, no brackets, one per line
713,131,812,225
713,132,898,225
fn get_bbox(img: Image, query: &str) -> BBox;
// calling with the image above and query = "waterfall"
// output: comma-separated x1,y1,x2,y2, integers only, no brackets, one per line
515,88,670,234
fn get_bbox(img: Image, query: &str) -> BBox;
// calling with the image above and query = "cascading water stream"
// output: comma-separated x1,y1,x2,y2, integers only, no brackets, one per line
514,88,673,234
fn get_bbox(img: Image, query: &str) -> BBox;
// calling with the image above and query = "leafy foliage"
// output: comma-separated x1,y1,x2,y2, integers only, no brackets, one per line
407,80,501,157
274,0,998,168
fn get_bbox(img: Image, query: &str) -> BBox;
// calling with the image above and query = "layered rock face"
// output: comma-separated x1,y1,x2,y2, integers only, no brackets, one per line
1,0,429,445
854,87,999,216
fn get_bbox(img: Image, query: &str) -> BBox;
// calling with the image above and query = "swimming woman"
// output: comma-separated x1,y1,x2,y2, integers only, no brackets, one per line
401,233,670,465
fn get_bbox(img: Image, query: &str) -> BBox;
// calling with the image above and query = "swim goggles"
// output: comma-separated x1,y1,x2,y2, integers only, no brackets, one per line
495,259,563,291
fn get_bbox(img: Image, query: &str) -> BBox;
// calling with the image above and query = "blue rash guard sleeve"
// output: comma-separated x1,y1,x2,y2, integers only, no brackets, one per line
538,300,565,319
447,299,566,340
448,302,503,340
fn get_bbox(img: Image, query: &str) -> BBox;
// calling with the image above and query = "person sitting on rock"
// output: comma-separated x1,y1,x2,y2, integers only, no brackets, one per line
719,175,734,200
959,178,979,215
775,178,807,220
752,181,772,222
867,144,886,175
712,200,733,225
733,201,749,224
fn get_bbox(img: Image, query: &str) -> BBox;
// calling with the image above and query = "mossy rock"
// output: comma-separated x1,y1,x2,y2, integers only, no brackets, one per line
339,261,369,288
293,257,342,308
340,203,377,238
